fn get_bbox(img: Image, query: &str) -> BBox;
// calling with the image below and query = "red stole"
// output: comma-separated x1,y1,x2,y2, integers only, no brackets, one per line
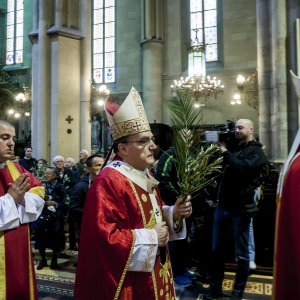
273,153,300,299
0,163,42,300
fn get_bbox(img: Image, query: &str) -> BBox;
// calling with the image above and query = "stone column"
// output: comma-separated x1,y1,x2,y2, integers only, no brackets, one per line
55,0,67,27
32,0,51,160
270,0,288,162
257,0,272,158
142,0,164,123
79,0,92,153
257,0,288,162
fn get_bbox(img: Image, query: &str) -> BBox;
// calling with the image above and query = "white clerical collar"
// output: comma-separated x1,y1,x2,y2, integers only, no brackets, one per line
105,160,159,193
0,162,6,169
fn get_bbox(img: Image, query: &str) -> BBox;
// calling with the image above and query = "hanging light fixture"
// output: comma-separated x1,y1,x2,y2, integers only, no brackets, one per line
171,1,224,109
6,84,32,119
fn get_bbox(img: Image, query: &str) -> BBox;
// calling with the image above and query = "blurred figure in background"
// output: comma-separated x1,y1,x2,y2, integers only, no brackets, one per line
35,167,66,270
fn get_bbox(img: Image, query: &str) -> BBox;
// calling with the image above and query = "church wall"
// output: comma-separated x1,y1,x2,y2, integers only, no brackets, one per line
49,36,80,162
161,0,259,130
111,0,143,94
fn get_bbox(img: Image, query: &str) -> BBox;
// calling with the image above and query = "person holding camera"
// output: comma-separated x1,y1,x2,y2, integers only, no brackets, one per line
206,119,267,299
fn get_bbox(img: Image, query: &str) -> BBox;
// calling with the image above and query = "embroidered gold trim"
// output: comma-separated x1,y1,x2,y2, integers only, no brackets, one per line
0,231,6,300
114,230,137,300
141,194,148,203
146,212,156,229
151,271,159,300
128,179,159,300
128,179,147,225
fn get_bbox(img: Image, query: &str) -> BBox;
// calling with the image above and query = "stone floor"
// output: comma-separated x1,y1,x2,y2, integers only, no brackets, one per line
33,248,272,300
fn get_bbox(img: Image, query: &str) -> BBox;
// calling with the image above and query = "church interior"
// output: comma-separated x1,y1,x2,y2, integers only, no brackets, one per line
0,0,299,299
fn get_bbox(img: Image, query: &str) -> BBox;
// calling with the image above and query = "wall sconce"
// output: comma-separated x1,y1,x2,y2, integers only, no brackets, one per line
231,73,258,110
231,92,242,105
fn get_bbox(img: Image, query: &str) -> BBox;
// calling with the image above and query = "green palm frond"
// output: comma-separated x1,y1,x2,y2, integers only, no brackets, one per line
168,88,223,198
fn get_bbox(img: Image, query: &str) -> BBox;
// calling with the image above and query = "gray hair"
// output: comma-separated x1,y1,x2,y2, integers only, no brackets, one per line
53,155,65,163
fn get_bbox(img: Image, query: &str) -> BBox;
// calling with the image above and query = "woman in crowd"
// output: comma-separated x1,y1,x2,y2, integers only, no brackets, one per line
35,167,66,270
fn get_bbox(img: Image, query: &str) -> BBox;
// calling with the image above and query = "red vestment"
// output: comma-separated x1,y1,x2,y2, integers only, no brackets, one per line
0,163,44,300
75,161,176,300
273,153,300,299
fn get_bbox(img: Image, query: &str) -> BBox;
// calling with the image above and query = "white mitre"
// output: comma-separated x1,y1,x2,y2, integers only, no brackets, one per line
104,87,151,141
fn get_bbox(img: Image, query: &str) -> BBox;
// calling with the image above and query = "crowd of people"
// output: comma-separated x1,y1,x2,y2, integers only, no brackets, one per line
1,86,293,300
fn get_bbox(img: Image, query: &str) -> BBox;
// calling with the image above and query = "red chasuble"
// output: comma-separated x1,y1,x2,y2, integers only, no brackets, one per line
0,162,44,300
75,163,176,300
273,153,300,299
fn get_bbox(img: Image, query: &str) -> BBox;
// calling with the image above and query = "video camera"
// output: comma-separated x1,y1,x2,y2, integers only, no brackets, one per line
204,121,238,151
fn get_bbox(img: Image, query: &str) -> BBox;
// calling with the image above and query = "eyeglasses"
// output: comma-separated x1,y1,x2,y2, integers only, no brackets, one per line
123,136,156,146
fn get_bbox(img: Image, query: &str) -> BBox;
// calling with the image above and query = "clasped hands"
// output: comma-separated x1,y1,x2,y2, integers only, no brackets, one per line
7,173,30,206
153,195,192,247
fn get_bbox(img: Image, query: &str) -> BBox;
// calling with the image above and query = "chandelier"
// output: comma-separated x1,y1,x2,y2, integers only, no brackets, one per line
7,84,31,118
171,76,224,108
171,26,224,108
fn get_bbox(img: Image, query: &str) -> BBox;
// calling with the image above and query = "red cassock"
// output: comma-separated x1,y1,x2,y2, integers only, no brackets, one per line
273,153,300,299
75,164,176,300
0,163,43,300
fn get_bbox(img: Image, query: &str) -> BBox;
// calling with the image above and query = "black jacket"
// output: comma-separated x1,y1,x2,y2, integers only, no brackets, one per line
19,157,37,172
69,175,90,220
217,140,268,212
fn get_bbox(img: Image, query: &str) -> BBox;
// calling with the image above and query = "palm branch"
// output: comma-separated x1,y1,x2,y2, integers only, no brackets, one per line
168,89,223,200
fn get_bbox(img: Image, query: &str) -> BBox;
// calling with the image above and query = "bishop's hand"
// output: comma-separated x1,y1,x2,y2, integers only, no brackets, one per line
173,195,192,221
153,221,169,247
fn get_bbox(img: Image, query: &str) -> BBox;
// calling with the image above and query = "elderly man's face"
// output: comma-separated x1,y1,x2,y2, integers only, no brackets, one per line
79,151,88,161
119,131,157,171
0,123,15,163
54,159,64,170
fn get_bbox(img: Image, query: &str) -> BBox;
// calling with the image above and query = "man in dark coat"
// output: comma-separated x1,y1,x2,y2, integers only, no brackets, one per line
207,119,268,299
69,154,104,246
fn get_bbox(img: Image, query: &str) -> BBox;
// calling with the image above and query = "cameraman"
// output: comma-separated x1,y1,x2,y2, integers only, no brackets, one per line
207,119,267,299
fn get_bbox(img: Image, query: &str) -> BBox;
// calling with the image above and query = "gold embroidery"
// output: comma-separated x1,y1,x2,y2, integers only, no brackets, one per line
114,230,137,300
146,212,156,229
159,260,172,285
128,180,147,225
151,271,159,300
0,231,6,299
141,194,148,202
160,289,164,296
